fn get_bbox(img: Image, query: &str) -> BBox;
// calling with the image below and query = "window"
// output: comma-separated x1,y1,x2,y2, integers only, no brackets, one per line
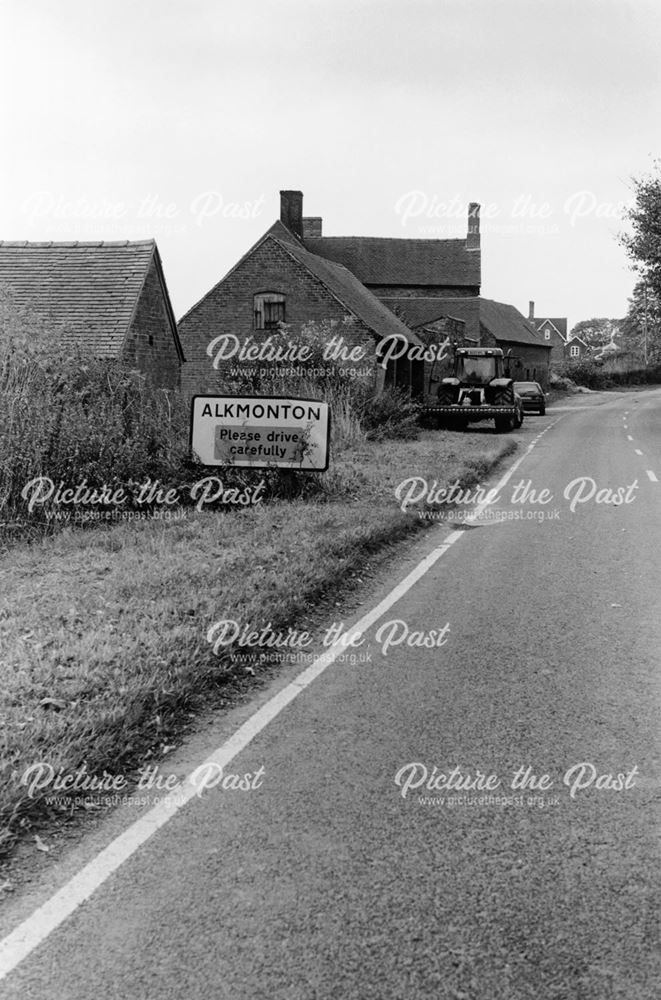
148,334,154,346
544,329,550,340
456,357,497,383
254,292,285,330
570,344,580,357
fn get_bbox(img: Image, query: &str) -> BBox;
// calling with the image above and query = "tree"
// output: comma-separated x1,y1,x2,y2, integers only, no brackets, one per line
620,281,661,363
569,318,622,351
620,160,661,299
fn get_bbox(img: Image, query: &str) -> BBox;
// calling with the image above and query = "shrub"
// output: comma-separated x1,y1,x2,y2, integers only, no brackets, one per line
556,358,608,389
358,387,421,440
0,340,192,533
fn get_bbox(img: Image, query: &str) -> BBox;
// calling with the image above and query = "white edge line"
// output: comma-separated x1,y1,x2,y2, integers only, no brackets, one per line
0,418,560,980
635,449,644,456
646,470,658,483
0,539,467,978
627,435,633,441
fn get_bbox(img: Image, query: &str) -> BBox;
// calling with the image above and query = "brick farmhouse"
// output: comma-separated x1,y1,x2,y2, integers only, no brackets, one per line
178,190,552,397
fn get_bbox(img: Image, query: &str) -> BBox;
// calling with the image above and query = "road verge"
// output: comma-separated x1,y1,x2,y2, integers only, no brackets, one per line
0,429,516,859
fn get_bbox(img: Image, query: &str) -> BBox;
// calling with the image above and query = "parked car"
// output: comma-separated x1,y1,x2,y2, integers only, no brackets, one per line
513,381,546,415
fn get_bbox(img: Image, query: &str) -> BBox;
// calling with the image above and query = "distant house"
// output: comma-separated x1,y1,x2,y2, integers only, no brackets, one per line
564,335,590,361
178,190,482,397
0,240,184,388
527,301,567,366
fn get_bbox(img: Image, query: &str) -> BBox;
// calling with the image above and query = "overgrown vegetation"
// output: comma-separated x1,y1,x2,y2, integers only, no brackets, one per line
0,314,421,542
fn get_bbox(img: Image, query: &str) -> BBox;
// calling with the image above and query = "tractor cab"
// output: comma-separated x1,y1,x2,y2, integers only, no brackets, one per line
454,348,506,384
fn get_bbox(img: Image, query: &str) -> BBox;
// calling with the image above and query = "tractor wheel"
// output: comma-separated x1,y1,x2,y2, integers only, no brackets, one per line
513,409,524,428
495,415,515,433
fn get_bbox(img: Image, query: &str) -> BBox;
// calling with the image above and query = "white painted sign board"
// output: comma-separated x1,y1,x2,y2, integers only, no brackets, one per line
190,396,331,471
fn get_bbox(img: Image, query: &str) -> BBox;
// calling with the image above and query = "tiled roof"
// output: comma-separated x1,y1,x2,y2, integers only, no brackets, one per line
276,234,423,347
379,297,475,330
303,236,480,287
534,317,568,337
0,240,170,358
480,299,552,348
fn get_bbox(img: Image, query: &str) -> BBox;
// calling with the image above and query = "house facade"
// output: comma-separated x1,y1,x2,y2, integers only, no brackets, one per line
564,335,590,361
0,239,184,388
177,217,426,397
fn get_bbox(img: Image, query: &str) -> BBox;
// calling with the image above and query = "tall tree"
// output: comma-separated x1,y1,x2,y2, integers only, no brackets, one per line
620,160,661,298
620,281,661,362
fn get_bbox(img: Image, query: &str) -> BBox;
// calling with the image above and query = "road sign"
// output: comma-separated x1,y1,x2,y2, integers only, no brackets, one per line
190,395,331,471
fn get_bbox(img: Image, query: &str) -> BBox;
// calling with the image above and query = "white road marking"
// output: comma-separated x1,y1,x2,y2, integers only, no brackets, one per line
627,435,633,441
646,470,658,483
0,418,561,982
635,449,644,456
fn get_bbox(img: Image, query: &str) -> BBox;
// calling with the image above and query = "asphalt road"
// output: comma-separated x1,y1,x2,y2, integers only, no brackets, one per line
1,389,660,1000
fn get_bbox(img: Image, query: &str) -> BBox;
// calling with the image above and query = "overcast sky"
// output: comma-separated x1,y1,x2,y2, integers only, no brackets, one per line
1,0,659,328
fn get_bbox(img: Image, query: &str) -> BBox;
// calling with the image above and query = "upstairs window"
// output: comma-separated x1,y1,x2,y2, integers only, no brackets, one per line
254,292,285,330
570,344,580,357
544,328,550,340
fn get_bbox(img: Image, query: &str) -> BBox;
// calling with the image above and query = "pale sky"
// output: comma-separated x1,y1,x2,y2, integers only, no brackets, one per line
1,0,659,329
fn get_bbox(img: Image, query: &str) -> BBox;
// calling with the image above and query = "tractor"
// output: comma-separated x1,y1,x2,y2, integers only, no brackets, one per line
421,347,524,432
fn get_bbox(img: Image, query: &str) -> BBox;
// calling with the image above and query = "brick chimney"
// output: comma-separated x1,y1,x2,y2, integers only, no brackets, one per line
467,202,480,250
280,190,303,239
528,301,535,321
302,217,323,238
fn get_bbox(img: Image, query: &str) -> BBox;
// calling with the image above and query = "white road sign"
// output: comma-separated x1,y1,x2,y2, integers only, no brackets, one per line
190,396,331,471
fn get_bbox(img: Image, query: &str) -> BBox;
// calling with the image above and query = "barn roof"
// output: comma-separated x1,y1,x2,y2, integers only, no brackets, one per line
0,239,183,359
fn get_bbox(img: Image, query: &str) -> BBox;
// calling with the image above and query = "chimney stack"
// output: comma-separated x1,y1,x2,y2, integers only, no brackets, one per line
280,190,303,239
528,301,535,321
302,217,323,238
467,202,480,250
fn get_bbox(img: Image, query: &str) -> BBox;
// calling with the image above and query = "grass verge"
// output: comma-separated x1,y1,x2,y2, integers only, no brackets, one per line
0,429,516,858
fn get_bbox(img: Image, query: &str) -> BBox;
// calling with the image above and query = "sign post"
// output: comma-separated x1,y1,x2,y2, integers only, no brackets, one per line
190,395,331,471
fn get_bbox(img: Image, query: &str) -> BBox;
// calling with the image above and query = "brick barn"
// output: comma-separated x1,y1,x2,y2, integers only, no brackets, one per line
0,240,184,389
393,296,552,389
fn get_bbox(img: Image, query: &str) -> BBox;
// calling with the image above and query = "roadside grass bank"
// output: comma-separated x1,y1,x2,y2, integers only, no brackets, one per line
0,429,515,858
